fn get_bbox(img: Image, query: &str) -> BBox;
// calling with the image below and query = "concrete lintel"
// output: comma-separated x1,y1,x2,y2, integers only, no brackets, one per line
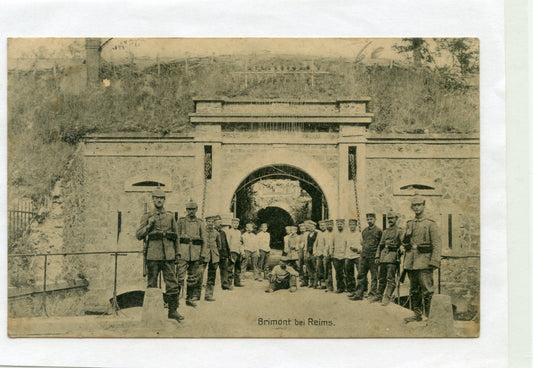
189,116,373,125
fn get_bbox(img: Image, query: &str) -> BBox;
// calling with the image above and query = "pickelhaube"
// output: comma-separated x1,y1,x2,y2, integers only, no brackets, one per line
151,187,166,198
185,199,198,209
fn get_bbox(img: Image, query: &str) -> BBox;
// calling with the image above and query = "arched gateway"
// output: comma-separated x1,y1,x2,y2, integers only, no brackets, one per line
78,97,479,311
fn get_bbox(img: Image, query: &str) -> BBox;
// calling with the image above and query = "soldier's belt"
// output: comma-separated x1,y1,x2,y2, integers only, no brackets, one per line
147,232,177,241
180,237,203,245
417,244,433,253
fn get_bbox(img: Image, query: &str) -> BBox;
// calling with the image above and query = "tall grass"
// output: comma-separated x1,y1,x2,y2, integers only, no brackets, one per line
8,54,479,204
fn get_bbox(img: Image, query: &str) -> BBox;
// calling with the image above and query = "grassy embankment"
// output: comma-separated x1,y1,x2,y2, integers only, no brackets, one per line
8,55,479,207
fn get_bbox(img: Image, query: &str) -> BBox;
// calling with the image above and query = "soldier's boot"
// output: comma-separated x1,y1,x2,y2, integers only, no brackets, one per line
167,295,184,322
423,294,432,317
185,286,197,308
263,271,269,280
381,284,394,306
319,280,327,289
404,309,423,323
370,294,382,303
178,284,184,299
300,278,308,287
204,285,216,302
163,293,169,309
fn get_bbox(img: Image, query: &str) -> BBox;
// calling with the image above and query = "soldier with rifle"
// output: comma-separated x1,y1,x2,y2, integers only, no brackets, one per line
402,195,442,323
136,188,183,322
372,210,404,306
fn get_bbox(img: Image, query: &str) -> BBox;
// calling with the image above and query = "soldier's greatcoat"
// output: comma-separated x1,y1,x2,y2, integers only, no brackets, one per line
376,225,404,264
177,216,207,261
403,217,441,270
136,209,178,261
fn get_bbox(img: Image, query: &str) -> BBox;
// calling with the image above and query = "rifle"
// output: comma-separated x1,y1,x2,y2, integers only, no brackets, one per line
142,237,148,277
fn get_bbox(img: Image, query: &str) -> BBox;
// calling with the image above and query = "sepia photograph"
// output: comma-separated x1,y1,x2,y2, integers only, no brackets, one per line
7,37,480,338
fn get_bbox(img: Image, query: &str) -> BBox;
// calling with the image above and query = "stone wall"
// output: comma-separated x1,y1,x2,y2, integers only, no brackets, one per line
365,139,480,316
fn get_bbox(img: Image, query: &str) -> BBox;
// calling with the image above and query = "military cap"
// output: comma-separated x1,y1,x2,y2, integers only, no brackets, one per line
305,220,317,226
290,226,298,232
336,219,345,224
298,223,307,228
366,213,376,218
318,220,327,225
151,187,166,198
232,217,240,222
410,195,425,205
386,210,399,218
348,218,358,223
280,255,289,262
285,226,292,232
326,219,334,223
205,215,219,221
185,199,198,209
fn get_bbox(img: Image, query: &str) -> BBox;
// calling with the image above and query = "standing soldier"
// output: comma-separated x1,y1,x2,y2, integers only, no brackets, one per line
373,210,403,306
313,220,328,289
402,196,442,323
177,199,207,308
226,218,244,287
345,218,362,296
136,188,183,322
323,219,335,292
203,215,222,302
349,213,382,301
241,223,259,280
331,219,347,293
217,215,233,290
298,223,309,286
305,220,318,288
256,223,271,280
283,226,300,272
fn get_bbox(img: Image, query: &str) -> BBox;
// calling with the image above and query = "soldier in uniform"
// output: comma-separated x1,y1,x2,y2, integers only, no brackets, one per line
349,213,382,301
241,223,259,280
323,219,335,292
283,226,300,272
297,223,309,286
256,223,271,280
217,216,233,290
304,220,318,288
345,218,362,296
313,220,328,289
177,199,207,308
135,188,183,322
203,215,222,301
402,196,442,323
373,210,404,306
331,219,347,293
226,218,244,287
265,256,298,293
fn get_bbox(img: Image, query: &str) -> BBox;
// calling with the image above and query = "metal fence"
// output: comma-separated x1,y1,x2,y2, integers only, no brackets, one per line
8,200,36,243
8,250,143,317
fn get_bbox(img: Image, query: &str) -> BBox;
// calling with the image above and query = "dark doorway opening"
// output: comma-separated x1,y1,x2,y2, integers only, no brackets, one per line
230,165,328,243
257,207,294,250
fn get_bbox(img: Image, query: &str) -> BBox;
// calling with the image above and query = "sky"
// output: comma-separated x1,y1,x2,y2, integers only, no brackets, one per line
8,38,404,61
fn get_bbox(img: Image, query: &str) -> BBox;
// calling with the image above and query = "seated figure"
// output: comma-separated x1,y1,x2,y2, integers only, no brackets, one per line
265,256,298,293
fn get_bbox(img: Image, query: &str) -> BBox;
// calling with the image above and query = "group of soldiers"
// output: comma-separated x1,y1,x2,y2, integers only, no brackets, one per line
137,187,441,325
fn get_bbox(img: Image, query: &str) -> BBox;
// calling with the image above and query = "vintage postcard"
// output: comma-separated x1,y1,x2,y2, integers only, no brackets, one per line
7,38,480,338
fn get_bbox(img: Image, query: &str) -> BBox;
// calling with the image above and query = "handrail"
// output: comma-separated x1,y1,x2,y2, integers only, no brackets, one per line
8,250,144,317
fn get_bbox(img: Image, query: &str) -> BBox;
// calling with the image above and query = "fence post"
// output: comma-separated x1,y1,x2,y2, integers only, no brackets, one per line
41,255,49,317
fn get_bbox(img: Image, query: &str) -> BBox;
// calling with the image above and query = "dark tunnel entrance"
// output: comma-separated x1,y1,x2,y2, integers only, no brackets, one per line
230,165,329,249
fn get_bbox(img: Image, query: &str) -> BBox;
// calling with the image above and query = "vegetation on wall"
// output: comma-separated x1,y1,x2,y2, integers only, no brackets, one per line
8,52,479,205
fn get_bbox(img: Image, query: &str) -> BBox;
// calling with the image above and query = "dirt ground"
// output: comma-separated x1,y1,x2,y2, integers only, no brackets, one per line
8,274,478,338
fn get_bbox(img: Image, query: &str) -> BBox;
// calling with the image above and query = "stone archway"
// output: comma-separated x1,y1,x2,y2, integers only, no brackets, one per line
221,148,338,218
256,206,294,250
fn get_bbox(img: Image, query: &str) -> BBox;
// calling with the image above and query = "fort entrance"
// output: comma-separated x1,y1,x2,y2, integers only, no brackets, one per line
231,164,328,249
